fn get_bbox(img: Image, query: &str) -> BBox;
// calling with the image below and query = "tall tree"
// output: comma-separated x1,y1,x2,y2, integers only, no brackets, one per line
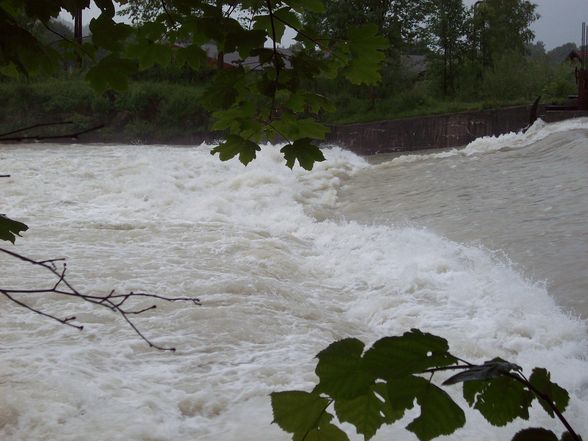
428,0,467,95
304,0,433,56
472,0,538,68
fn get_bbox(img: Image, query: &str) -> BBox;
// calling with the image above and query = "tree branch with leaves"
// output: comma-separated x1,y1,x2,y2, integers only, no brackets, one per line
272,330,582,441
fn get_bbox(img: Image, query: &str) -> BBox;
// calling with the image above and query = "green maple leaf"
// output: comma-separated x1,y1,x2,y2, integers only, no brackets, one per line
463,375,534,426
334,385,389,440
407,380,466,441
528,368,569,417
281,138,325,171
363,329,457,379
271,391,331,435
0,215,28,243
210,135,261,165
313,338,374,399
344,24,388,85
89,15,133,51
86,54,137,93
386,376,465,441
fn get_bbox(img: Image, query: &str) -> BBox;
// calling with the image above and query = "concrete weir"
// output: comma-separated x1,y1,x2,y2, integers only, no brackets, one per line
325,105,588,155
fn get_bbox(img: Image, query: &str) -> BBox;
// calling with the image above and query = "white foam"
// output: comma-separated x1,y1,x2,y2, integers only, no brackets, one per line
0,143,586,441
390,117,588,164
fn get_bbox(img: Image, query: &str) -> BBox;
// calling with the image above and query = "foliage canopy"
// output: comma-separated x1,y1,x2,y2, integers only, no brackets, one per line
0,0,388,170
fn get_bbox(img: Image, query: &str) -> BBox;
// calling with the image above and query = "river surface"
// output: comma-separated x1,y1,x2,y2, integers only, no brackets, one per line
1,118,587,440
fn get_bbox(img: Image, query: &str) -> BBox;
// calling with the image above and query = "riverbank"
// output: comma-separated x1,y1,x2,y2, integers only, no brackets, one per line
10,105,586,155
1,79,585,151
325,106,588,155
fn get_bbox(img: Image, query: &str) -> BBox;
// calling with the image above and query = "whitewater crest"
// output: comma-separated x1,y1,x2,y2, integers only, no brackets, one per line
389,117,588,164
0,140,587,440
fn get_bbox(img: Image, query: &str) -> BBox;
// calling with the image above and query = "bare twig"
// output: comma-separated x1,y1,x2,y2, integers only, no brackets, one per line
41,22,94,59
0,247,201,351
0,122,74,138
0,124,105,142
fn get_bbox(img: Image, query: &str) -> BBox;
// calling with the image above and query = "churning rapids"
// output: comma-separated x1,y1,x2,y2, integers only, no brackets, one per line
1,118,587,441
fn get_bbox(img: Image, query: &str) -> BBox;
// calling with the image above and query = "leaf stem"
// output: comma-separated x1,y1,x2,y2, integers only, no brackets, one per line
507,373,581,441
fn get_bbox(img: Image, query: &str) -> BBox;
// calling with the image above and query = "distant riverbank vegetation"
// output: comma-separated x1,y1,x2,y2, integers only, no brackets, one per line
0,0,580,141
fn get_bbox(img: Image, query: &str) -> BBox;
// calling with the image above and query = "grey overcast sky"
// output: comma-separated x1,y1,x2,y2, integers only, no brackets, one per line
463,0,588,49
64,0,588,50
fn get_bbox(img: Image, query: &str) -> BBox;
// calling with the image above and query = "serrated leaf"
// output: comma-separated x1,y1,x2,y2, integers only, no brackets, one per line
126,41,172,69
272,116,329,141
298,422,350,441
463,376,534,426
211,135,260,165
85,55,137,93
271,391,331,435
200,69,243,111
0,215,28,243
344,24,388,85
333,386,386,440
407,382,465,441
89,15,132,51
314,338,373,400
511,428,559,441
175,45,207,70
372,383,404,424
280,138,325,171
363,329,457,379
253,14,286,43
386,375,465,441
529,368,569,418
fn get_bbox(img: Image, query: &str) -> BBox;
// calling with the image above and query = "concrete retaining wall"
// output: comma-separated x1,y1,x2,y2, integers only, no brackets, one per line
324,106,588,155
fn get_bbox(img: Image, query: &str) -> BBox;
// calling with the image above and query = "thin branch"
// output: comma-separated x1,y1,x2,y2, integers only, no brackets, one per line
1,290,83,330
0,175,10,178
0,247,201,351
0,122,74,138
41,22,94,59
0,124,105,142
422,364,473,374
507,372,582,441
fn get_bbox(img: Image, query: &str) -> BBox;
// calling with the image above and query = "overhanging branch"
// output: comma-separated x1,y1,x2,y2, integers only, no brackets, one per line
0,123,105,142
0,247,201,351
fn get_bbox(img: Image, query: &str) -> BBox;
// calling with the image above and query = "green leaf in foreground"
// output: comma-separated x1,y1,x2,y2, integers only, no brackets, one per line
511,428,559,441
344,24,388,85
314,338,373,400
529,368,569,417
85,54,137,93
281,139,325,171
363,329,456,379
0,215,28,243
387,375,465,441
334,385,392,441
210,135,261,165
463,375,534,426
271,391,332,435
